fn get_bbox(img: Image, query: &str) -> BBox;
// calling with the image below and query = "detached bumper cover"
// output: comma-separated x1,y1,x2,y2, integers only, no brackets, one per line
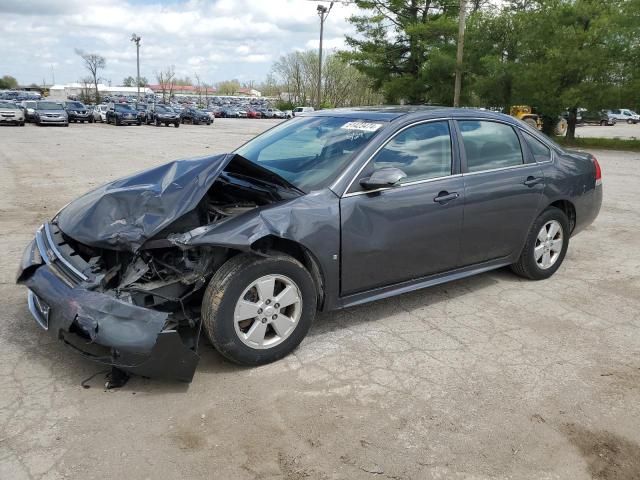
17,235,200,382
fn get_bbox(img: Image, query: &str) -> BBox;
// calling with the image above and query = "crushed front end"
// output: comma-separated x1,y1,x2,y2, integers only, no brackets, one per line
16,221,221,382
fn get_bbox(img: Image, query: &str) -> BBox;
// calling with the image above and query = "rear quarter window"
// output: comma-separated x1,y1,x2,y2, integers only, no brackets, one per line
523,132,552,162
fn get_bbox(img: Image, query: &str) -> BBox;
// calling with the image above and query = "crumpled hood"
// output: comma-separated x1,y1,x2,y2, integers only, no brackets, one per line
57,153,233,252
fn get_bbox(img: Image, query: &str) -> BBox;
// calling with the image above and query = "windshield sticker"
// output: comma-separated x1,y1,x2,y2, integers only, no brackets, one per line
341,121,383,132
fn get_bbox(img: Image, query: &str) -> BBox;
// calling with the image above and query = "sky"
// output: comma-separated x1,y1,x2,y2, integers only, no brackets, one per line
0,0,360,87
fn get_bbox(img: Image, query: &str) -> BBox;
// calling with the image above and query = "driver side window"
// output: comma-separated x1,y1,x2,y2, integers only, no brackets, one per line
369,121,452,183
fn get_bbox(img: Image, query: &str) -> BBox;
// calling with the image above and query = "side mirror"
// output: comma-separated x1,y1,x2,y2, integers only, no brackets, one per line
360,167,407,190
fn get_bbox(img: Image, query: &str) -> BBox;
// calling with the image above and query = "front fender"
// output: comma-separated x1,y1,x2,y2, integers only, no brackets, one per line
168,189,342,311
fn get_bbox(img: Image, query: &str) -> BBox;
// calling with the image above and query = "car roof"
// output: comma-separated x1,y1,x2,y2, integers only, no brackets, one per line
302,106,512,123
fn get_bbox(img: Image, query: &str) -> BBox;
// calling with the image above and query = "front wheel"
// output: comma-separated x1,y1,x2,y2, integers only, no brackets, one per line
202,253,317,365
174,122,179,128
511,207,570,280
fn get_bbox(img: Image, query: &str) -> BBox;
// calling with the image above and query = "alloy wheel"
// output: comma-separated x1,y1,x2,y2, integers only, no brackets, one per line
233,274,302,349
534,220,563,270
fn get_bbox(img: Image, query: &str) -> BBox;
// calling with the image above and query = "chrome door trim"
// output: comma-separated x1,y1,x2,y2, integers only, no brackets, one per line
343,174,463,198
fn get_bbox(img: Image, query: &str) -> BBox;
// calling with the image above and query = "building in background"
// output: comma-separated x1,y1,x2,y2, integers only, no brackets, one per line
48,83,154,100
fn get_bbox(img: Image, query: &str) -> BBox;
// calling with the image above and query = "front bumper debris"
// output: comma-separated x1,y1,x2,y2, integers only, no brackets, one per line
17,225,200,382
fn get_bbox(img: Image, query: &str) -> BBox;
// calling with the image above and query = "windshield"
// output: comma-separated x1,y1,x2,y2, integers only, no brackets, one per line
37,101,63,110
235,116,385,192
156,105,171,113
115,104,134,112
67,102,84,109
0,102,19,109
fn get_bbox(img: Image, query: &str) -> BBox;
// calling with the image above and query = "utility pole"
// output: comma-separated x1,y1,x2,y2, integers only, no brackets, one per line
316,2,334,110
453,0,467,107
131,33,141,102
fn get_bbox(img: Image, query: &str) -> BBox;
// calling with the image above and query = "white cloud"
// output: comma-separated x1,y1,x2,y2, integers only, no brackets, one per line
0,0,360,86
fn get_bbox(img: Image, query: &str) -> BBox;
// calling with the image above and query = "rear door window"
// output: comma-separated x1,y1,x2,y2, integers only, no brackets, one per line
458,120,524,172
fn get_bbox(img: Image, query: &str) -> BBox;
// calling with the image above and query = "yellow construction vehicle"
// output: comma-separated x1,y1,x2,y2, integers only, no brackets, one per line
509,105,568,136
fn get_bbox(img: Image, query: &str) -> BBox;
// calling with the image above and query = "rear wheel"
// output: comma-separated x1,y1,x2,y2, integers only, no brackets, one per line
202,253,317,365
511,207,569,280
554,118,568,136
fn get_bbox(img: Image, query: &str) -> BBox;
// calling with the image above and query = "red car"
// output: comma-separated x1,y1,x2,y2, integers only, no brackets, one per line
246,108,262,119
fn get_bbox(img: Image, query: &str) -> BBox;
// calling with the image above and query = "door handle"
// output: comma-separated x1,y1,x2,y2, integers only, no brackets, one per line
434,191,459,204
524,176,542,187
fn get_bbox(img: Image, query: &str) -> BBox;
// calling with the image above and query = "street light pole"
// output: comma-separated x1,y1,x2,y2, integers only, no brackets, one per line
316,2,333,110
130,33,141,102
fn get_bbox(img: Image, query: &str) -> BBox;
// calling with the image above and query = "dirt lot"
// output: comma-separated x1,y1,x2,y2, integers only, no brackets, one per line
576,122,640,139
1,120,639,480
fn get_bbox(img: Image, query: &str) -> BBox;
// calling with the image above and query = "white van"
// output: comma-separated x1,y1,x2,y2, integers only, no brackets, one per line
293,106,315,116
607,109,639,124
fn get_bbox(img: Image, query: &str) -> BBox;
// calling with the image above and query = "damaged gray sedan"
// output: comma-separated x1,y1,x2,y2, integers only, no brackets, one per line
17,107,602,382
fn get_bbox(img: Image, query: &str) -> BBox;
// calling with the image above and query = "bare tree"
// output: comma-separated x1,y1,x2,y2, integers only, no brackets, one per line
194,73,202,105
155,66,176,103
75,49,105,103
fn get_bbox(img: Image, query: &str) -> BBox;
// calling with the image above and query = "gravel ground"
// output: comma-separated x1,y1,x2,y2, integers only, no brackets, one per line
1,120,639,480
576,122,640,139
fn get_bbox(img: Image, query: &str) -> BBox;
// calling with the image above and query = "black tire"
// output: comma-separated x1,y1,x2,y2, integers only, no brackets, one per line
628,119,634,124
174,122,179,128
600,120,606,126
511,207,570,280
115,117,120,126
137,121,141,126
202,253,317,365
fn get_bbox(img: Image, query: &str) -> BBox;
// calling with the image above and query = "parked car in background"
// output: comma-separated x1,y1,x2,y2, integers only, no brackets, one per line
246,108,262,119
0,101,25,126
93,104,108,123
20,100,37,122
106,103,141,126
33,101,68,126
147,104,180,127
580,110,616,126
62,101,93,123
284,110,293,119
222,107,242,118
180,107,212,125
134,104,148,124
607,108,639,124
269,108,286,119
293,106,315,116
16,107,602,381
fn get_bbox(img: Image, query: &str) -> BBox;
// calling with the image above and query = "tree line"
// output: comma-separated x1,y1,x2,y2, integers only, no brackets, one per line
341,0,640,138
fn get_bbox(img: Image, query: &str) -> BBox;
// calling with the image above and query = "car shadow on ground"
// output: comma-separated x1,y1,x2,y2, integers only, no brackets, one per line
6,268,509,394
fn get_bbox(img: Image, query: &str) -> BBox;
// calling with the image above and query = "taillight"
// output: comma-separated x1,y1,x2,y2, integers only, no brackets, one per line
593,157,602,186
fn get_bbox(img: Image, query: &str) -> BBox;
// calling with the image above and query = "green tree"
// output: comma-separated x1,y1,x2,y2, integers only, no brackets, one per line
0,75,19,89
341,1,459,104
123,76,148,87
215,79,241,95
465,0,637,138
